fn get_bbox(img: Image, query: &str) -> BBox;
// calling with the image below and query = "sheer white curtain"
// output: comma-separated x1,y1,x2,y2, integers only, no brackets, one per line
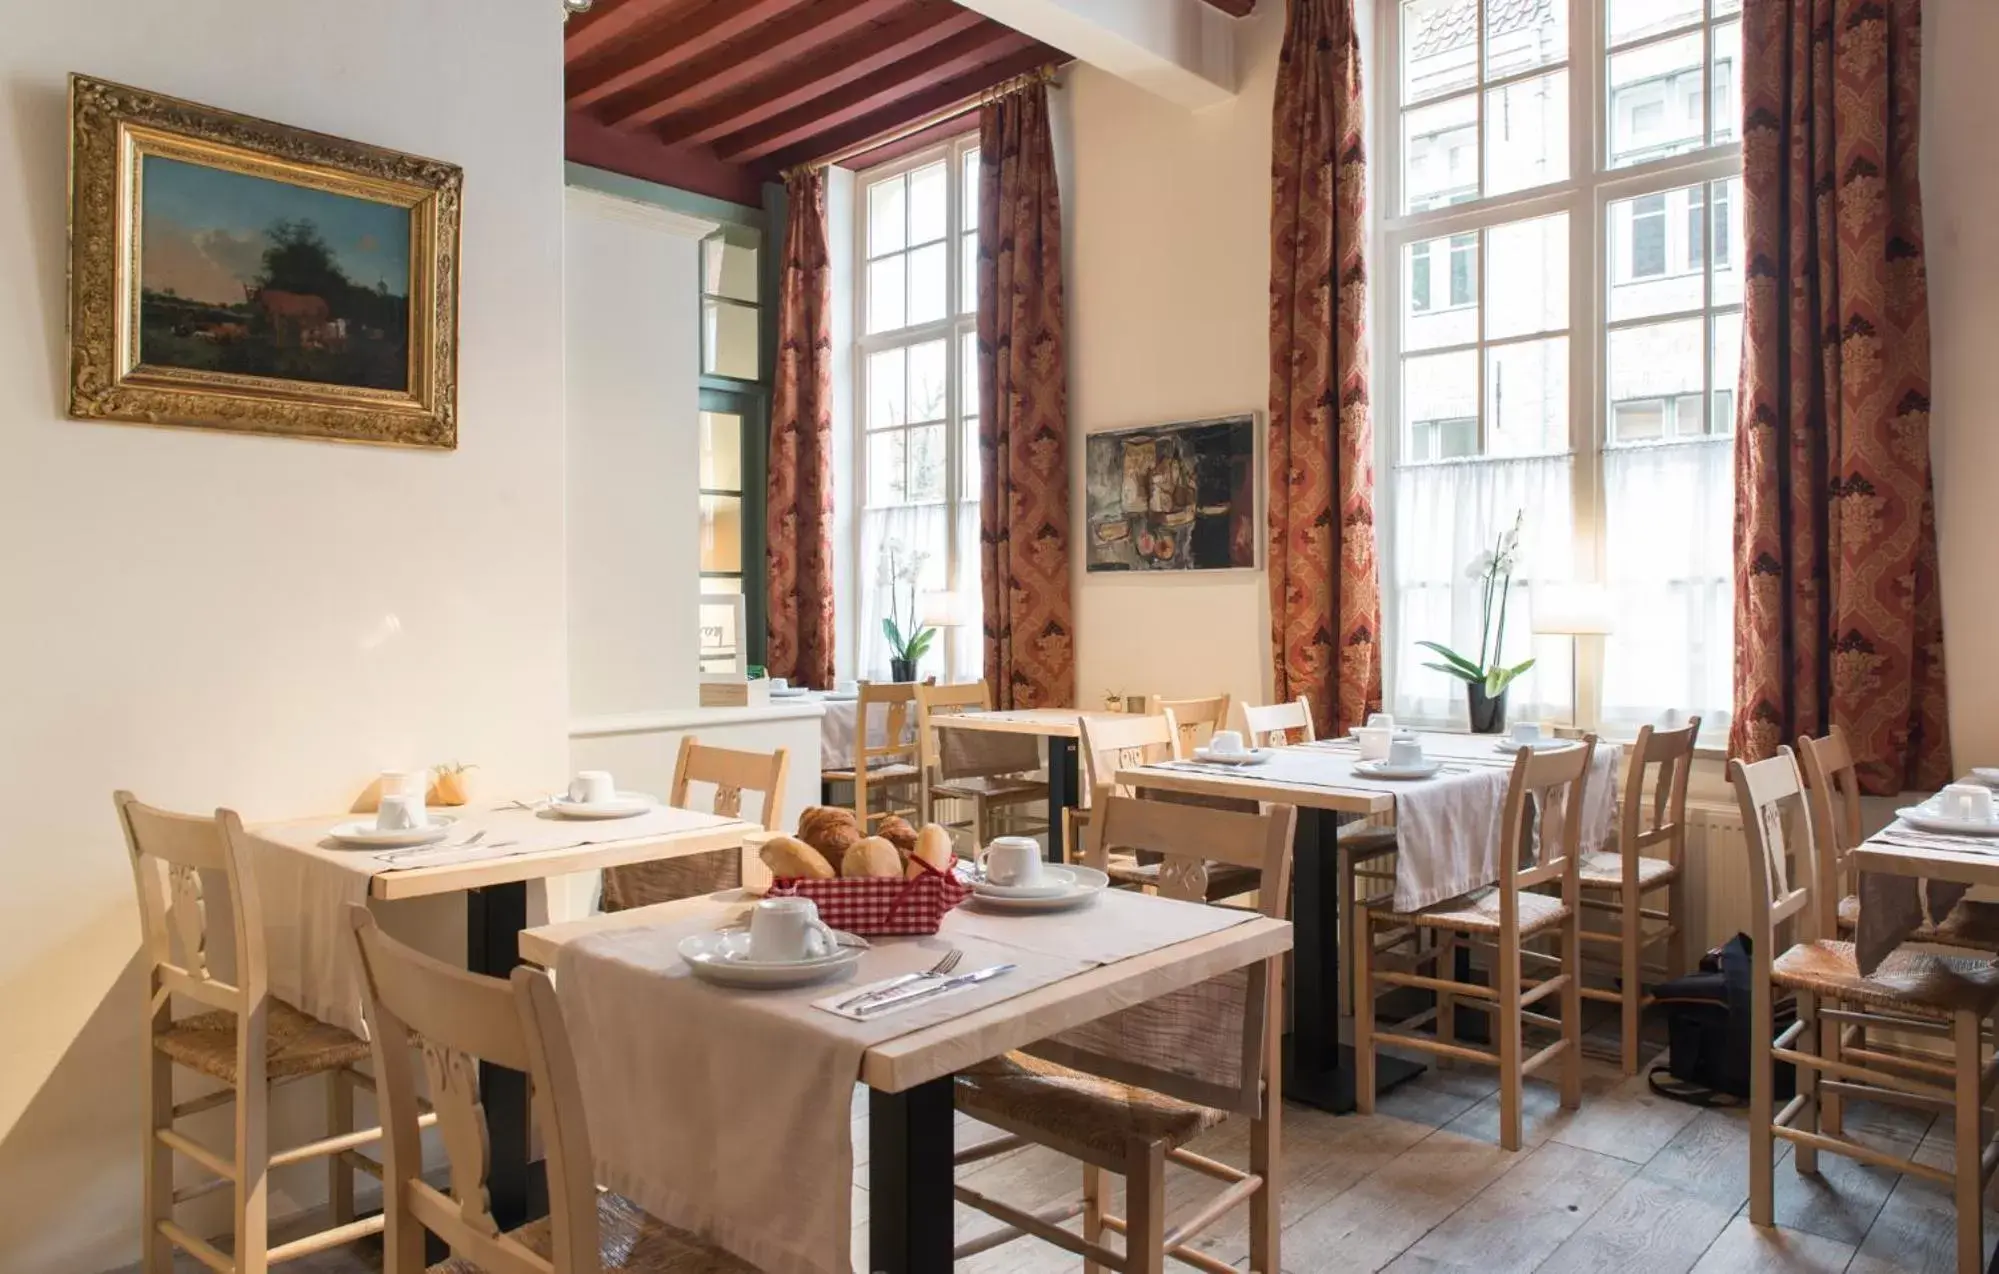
1600,438,1734,740
857,500,983,684
1387,456,1576,727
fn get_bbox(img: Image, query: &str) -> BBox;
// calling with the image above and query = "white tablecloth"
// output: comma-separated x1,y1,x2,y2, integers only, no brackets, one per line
810,692,914,769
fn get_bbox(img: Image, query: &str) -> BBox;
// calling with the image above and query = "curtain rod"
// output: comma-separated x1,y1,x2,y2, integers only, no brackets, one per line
782,63,1061,181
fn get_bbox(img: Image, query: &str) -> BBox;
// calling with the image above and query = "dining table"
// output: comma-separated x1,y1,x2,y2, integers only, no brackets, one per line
929,707,1127,863
245,800,758,1230
1117,729,1623,1114
519,884,1292,1274
1849,780,1999,975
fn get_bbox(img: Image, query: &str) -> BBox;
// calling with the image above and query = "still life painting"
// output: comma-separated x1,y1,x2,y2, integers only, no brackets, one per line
1085,414,1258,572
68,74,462,448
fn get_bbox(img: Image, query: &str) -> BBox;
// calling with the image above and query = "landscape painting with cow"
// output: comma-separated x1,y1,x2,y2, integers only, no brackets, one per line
138,155,412,392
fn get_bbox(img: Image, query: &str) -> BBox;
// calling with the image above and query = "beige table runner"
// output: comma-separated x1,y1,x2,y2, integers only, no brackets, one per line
1855,819,1980,974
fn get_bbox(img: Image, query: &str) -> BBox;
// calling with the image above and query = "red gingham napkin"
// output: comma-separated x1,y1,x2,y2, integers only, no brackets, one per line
768,862,970,936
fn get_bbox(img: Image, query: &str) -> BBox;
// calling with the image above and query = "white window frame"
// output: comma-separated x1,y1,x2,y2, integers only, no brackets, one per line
1374,0,1742,735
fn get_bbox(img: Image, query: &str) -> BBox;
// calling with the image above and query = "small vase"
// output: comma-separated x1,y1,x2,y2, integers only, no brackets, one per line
1466,683,1508,734
890,657,916,683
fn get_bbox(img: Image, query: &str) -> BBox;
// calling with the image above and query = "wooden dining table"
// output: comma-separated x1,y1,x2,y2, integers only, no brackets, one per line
930,707,1126,863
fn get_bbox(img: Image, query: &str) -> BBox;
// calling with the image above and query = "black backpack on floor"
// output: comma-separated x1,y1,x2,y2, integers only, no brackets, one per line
1647,934,1795,1107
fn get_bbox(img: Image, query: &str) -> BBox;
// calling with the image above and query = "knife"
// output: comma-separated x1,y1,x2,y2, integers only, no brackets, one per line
853,964,1016,1016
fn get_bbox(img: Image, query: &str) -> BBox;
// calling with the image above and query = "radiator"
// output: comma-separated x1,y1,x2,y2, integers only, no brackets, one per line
1682,799,1751,956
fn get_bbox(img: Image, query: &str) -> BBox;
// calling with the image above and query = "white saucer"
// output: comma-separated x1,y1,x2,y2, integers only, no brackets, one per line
1347,729,1419,742
1193,748,1273,765
768,686,810,699
326,816,457,849
548,792,656,820
678,930,865,988
1895,803,1999,837
822,691,859,702
1354,758,1445,780
973,865,1081,900
1493,738,1571,754
1970,768,1999,789
965,865,1109,913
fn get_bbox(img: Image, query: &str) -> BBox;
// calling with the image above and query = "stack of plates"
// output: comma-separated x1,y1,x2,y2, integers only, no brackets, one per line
325,816,457,849
547,793,655,820
1192,747,1272,765
1894,799,1999,838
966,864,1110,913
677,930,865,988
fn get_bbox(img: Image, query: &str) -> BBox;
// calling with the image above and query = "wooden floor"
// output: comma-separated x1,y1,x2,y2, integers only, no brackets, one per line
134,1019,1994,1274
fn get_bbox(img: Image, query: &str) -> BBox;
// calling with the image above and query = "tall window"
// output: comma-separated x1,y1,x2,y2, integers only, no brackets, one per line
854,137,983,681
697,226,767,672
1381,0,1740,741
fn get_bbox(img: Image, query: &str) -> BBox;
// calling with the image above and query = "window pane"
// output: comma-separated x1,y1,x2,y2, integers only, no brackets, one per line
908,338,946,423
1405,235,1477,351
699,495,742,574
867,255,906,334
1486,337,1568,456
907,423,946,503
1609,188,1702,321
907,240,947,326
1484,70,1568,196
1608,318,1702,444
702,300,759,379
1403,349,1479,459
1710,177,1743,307
1403,0,1477,104
961,234,978,315
1713,0,1741,15
868,431,906,506
964,330,982,497
962,149,981,232
1608,0,1703,47
964,416,981,499
1484,0,1566,79
909,162,947,244
698,410,742,491
867,348,905,431
1609,31,1706,168
868,176,905,256
1404,94,1479,212
1712,309,1742,433
701,235,758,302
1711,21,1740,143
1486,213,1567,340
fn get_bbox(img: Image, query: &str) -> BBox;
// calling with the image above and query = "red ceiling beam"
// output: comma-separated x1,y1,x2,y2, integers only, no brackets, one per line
565,112,767,208
563,0,671,64
1203,0,1255,13
641,7,988,142
757,43,1060,175
715,23,1034,163
567,0,800,111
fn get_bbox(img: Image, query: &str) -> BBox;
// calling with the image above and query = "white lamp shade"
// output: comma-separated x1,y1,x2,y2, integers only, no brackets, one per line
1532,582,1615,636
919,590,975,629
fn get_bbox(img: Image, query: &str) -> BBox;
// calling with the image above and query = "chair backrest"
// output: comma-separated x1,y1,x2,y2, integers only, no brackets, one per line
1797,726,1863,936
1240,695,1314,747
1492,737,1598,928
669,735,790,831
1146,694,1231,756
1040,794,1297,1117
117,791,264,1016
855,680,920,768
347,908,598,1274
915,680,1038,779
1728,748,1818,966
1615,717,1701,873
1075,711,1181,809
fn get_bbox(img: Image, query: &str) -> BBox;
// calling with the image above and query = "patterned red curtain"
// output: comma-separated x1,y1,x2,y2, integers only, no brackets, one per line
977,81,1074,710
1268,0,1382,740
1731,0,1949,794
765,169,837,689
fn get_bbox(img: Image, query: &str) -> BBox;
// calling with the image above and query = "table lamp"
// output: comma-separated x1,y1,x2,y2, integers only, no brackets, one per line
1532,582,1615,730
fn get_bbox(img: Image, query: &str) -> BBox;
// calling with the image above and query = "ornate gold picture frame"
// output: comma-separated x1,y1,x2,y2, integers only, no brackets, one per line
67,74,462,448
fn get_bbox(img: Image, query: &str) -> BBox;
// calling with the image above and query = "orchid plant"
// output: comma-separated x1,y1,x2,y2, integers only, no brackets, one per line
877,539,936,669
1418,510,1537,698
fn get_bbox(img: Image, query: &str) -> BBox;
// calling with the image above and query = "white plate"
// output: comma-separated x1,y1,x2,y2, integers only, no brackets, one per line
1346,729,1419,742
965,865,1109,913
678,930,865,988
1193,748,1274,765
1353,758,1445,780
1493,738,1571,754
822,691,859,702
767,686,810,699
973,865,1081,900
1895,804,1999,837
1970,768,1999,789
547,792,656,820
326,816,457,849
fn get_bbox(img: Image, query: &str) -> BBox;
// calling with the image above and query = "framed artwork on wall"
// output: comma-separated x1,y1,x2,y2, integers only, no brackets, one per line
67,74,463,448
1084,413,1260,573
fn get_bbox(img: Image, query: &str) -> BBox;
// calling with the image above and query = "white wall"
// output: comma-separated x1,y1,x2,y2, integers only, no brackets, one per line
0,3,567,1270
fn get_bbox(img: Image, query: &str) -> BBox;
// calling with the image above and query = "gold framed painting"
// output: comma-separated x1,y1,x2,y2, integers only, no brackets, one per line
67,74,462,449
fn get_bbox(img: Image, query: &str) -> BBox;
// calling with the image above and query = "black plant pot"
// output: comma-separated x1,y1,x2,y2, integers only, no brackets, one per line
1466,683,1508,734
890,657,917,683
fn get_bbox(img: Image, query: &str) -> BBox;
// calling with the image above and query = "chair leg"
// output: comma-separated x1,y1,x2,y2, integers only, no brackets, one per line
1435,930,1457,1067
1955,1008,1985,1274
1336,860,1354,1020
1082,1164,1107,1274
1748,966,1775,1227
1667,874,1689,981
1620,884,1642,1076
1561,910,1583,1111
1250,1046,1281,1274
1820,1013,1845,1138
327,1068,354,1225
235,1007,271,1274
1498,929,1524,1151
1125,1143,1167,1274
141,1037,174,1274
1353,903,1377,1115
1793,990,1819,1175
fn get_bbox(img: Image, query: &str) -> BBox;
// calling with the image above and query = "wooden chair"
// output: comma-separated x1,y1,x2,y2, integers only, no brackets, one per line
1730,750,1999,1274
953,794,1297,1273
600,737,789,912
1074,710,1258,904
120,791,384,1274
1576,718,1699,1074
345,908,754,1273
1240,695,1314,747
1353,738,1596,1150
1146,693,1232,757
916,680,1047,853
820,680,922,833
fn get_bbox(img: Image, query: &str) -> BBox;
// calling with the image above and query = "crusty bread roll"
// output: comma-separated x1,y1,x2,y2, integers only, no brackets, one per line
841,835,904,879
798,805,862,860
906,823,956,878
876,814,919,855
759,834,836,880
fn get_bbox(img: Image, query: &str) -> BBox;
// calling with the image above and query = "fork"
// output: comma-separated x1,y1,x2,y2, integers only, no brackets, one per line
834,948,963,1012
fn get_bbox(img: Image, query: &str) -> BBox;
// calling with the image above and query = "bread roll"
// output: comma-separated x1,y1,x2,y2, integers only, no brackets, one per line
876,814,919,854
906,823,956,878
798,805,862,860
759,835,835,880
841,835,904,879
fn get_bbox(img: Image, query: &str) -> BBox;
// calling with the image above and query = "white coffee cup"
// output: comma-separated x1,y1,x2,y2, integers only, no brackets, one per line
1939,783,1996,823
1208,729,1247,756
568,770,617,805
1509,721,1546,746
978,836,1044,888
747,896,838,963
1367,713,1396,731
377,792,429,832
769,676,790,691
1388,737,1426,769
1355,726,1393,761
379,769,424,800
837,678,859,695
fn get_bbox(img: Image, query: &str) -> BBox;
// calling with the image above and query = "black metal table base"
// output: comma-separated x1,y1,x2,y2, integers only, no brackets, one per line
467,881,547,1231
868,1078,957,1273
1046,735,1077,862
